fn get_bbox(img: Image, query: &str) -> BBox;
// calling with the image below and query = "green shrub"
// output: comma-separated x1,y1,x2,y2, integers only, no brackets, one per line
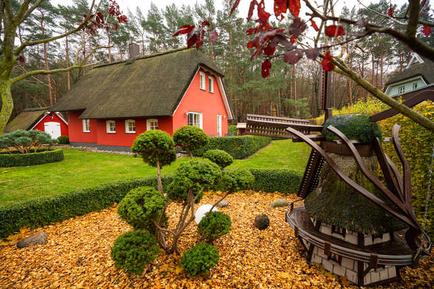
181,242,219,276
195,135,271,159
217,168,255,192
198,212,231,242
250,168,301,194
57,136,69,144
118,186,165,230
111,230,160,275
0,130,53,153
131,130,176,167
0,149,64,167
203,149,233,168
322,114,382,144
173,126,209,156
167,159,221,201
228,124,237,136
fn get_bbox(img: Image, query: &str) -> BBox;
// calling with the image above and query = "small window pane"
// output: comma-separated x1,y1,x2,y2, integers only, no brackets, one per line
125,120,136,133
208,77,214,93
147,119,158,130
106,120,116,133
187,112,202,128
200,72,206,90
82,119,90,132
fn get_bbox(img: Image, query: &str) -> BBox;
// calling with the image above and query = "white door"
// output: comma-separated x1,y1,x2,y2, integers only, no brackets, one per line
217,115,222,137
44,122,61,139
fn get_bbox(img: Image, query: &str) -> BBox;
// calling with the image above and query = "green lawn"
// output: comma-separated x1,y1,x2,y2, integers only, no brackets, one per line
0,140,309,208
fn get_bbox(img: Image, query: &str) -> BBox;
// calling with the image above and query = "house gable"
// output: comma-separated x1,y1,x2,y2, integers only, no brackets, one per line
385,75,427,97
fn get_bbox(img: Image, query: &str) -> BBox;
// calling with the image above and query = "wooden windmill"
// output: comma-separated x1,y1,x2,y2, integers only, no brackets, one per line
239,69,431,285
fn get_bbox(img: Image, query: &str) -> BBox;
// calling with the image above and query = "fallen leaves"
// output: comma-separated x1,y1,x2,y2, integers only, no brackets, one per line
0,191,432,289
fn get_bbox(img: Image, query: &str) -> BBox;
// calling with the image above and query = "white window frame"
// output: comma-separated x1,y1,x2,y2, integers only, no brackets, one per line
146,119,159,130
125,119,136,134
199,71,206,90
217,114,222,137
412,82,418,90
208,76,214,93
82,119,90,132
106,120,116,133
398,85,406,94
187,112,203,129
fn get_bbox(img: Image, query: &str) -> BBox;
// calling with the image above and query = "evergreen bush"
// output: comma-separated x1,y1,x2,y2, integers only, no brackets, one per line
57,136,69,144
181,242,219,276
203,149,233,168
198,211,231,242
173,126,209,156
131,130,176,167
217,168,255,192
0,130,53,153
0,149,64,167
111,230,160,275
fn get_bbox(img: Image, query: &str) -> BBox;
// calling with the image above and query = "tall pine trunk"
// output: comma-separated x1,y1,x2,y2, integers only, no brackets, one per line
0,79,13,134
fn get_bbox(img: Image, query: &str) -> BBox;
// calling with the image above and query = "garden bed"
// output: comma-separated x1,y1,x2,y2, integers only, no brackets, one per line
0,149,64,167
0,192,432,288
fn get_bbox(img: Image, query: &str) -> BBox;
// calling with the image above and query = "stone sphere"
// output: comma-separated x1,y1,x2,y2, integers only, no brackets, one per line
194,204,218,224
254,214,270,230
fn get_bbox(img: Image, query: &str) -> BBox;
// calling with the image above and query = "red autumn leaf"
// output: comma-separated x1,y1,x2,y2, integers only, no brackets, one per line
258,3,271,24
246,27,257,35
387,6,394,17
290,35,297,44
117,15,128,24
210,30,219,43
201,20,210,27
422,25,432,37
321,51,334,72
274,0,288,18
247,37,260,49
173,25,195,36
310,19,319,31
305,48,319,60
325,25,345,37
289,0,301,17
187,33,199,48
261,59,272,78
247,0,257,21
283,50,303,64
263,44,276,56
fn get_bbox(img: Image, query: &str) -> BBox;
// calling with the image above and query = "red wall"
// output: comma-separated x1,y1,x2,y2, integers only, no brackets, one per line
172,69,229,136
33,112,68,136
68,111,173,147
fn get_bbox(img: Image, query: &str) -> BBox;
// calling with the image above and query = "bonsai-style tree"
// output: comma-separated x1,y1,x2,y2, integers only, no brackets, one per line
203,149,234,168
131,130,176,193
0,130,53,154
173,126,209,156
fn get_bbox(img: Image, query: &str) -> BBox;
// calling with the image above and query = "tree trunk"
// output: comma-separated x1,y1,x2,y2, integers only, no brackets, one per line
66,34,71,91
156,160,163,193
0,80,13,134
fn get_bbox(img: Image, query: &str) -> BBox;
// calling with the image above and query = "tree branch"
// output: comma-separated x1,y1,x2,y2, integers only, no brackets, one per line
11,63,92,84
332,57,434,132
406,0,421,37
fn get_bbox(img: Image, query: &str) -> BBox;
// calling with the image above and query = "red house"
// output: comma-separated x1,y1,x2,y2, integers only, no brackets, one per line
52,48,233,150
5,107,68,139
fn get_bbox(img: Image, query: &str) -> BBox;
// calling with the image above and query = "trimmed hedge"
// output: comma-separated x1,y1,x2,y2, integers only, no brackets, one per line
0,149,64,167
195,135,272,159
250,168,301,194
0,169,301,239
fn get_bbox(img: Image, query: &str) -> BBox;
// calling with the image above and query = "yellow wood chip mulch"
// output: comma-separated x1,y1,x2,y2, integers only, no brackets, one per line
0,192,432,289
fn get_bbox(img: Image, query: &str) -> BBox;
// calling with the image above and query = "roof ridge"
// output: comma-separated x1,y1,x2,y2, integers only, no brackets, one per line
23,107,49,112
93,47,193,69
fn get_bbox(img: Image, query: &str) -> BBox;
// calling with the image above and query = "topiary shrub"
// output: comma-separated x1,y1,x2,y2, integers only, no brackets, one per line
181,242,220,276
203,149,233,168
198,211,231,242
131,130,176,192
217,168,255,192
167,159,221,202
173,126,209,156
0,130,53,153
111,230,160,275
57,136,69,144
322,114,382,144
118,186,165,230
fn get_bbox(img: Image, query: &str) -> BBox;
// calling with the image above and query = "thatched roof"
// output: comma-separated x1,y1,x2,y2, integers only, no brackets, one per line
51,48,225,119
304,157,407,235
385,56,434,86
5,108,47,133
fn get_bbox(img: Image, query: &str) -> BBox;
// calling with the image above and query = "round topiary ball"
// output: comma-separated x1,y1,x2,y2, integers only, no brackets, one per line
167,159,221,201
111,230,160,275
322,114,382,144
131,130,176,167
173,126,209,156
181,242,220,276
198,211,231,242
217,168,255,193
203,149,234,168
254,214,270,230
118,186,165,230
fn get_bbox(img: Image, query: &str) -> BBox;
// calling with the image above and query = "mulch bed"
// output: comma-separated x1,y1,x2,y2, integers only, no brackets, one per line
0,192,432,289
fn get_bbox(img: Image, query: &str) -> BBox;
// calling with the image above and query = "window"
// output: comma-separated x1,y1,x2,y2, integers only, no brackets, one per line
125,119,136,133
199,71,206,90
398,85,406,94
413,82,418,90
146,119,158,130
208,76,214,93
82,119,90,132
188,112,203,129
331,225,346,238
106,120,116,133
